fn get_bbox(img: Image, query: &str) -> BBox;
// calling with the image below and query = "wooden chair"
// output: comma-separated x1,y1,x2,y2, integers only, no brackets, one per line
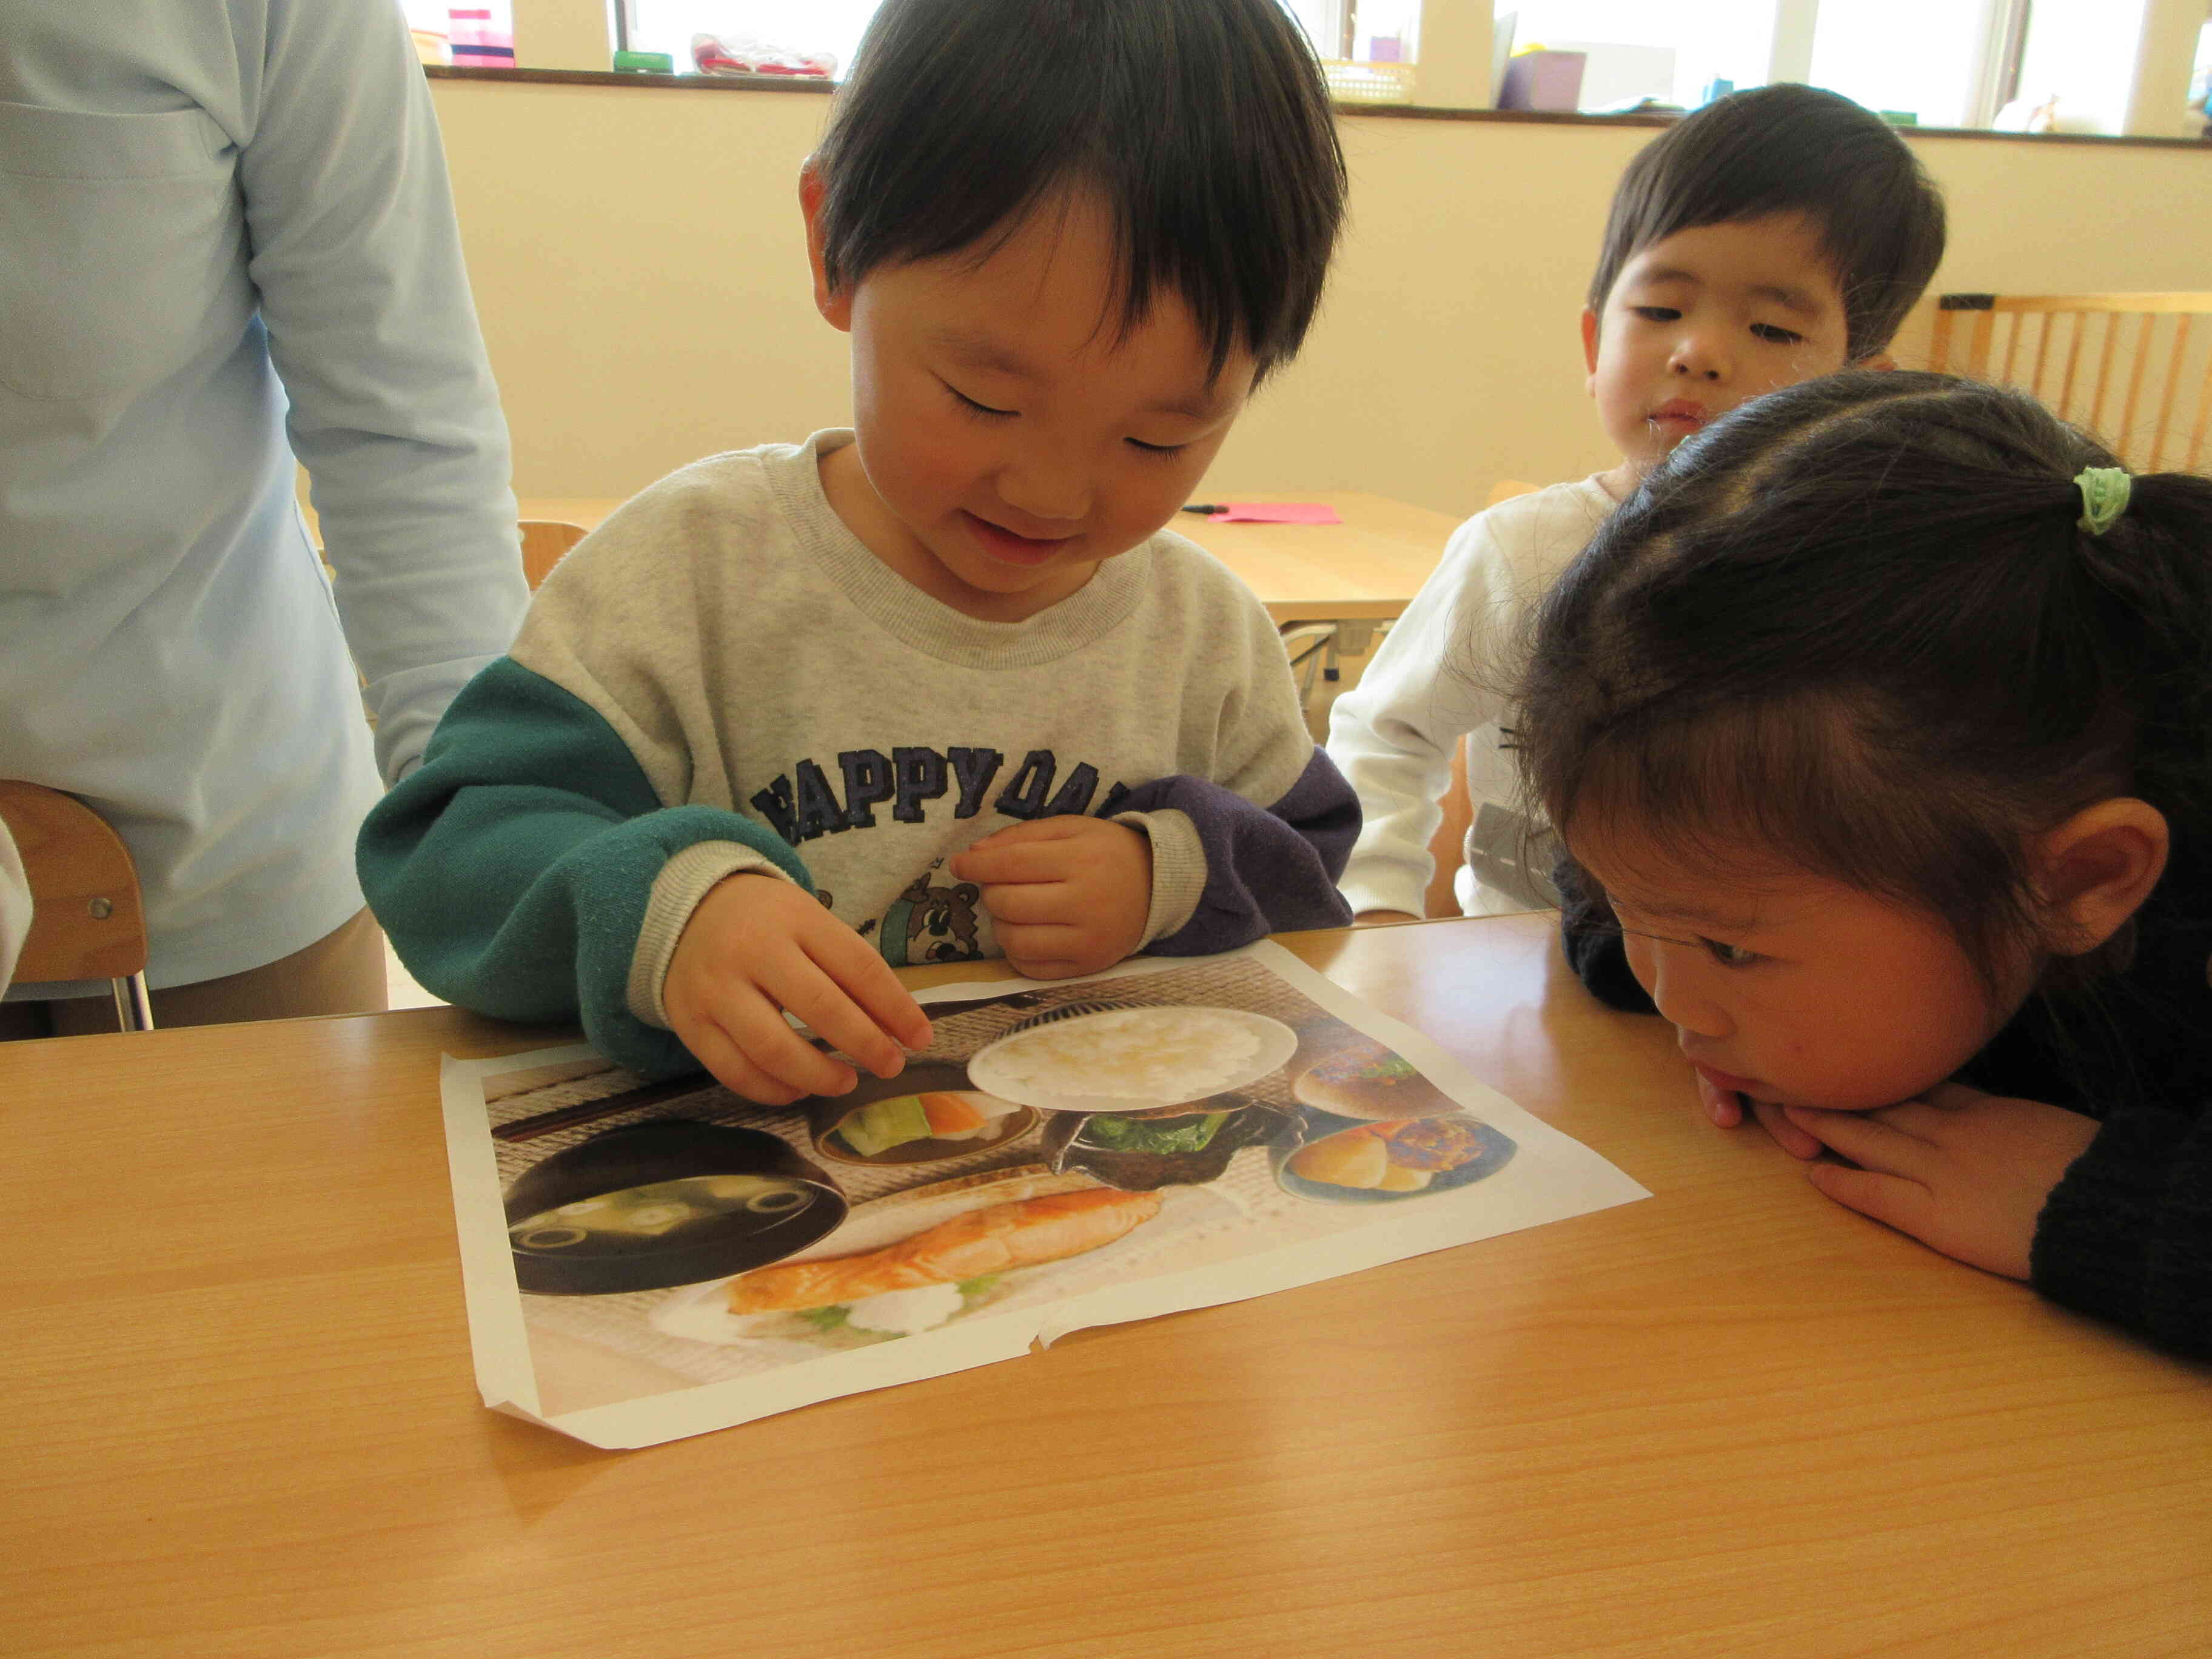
0,782,153,1030
520,520,589,589
1921,292,2212,472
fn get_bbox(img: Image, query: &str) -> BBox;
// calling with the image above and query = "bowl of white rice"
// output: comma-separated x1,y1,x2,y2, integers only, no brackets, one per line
966,1004,1299,1113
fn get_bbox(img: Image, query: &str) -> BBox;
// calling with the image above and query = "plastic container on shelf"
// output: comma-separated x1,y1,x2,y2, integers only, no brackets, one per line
1321,60,1416,104
447,3,515,69
690,33,836,78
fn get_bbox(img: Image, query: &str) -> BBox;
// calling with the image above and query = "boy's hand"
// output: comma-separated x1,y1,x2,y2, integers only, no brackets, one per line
1780,1084,2098,1281
951,816,1152,979
662,873,932,1106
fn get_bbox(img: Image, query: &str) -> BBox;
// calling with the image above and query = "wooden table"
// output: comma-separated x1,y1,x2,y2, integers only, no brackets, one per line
521,491,1461,629
5,914,2206,1658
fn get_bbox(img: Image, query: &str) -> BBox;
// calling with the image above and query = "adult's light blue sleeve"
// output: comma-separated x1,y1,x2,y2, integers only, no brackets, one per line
243,0,531,782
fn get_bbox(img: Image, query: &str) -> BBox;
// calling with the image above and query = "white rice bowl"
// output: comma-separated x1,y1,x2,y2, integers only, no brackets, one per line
979,1007,1263,1104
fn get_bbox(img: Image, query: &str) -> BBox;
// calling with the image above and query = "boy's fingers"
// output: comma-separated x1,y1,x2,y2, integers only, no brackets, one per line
976,882,1073,926
993,919,1088,958
1005,953,1086,979
775,953,914,1080
684,1016,808,1107
954,840,1073,885
719,987,862,1098
807,925,934,1054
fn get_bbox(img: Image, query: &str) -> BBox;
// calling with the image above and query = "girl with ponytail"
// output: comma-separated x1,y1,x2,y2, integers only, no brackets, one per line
1510,370,2212,1357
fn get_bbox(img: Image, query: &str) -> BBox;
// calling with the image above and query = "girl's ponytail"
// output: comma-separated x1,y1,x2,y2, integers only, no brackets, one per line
2081,468,2212,846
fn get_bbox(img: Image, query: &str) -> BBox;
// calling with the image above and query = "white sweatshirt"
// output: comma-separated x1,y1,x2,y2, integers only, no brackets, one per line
1326,475,1620,919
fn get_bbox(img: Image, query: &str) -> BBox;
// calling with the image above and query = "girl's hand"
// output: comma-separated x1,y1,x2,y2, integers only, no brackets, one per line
952,816,1151,979
1780,1084,2100,1280
663,874,933,1105
1695,1068,1825,1158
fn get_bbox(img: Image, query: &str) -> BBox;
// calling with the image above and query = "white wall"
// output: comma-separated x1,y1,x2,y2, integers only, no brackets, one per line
429,79,2212,519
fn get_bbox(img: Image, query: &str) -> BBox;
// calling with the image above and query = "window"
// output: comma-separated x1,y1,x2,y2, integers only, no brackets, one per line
615,1,1412,81
1493,0,2193,134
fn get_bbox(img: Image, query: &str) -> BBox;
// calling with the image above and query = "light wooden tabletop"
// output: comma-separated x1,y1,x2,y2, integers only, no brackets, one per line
521,491,1462,626
4,913,2205,1658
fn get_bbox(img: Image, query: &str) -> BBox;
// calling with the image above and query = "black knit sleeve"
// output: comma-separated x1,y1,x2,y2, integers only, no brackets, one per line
2031,1098,2212,1360
1553,853,1655,1014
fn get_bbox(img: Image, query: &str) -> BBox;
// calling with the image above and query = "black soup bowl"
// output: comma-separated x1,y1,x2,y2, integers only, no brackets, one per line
504,1120,847,1295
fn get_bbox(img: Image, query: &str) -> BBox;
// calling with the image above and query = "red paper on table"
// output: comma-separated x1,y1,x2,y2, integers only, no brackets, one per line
1208,502,1341,525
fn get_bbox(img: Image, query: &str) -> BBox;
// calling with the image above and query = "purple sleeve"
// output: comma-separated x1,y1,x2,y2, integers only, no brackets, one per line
1116,747,1357,955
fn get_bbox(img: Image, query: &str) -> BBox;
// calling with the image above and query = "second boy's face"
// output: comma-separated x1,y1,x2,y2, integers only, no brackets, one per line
805,180,1255,623
1582,213,1855,474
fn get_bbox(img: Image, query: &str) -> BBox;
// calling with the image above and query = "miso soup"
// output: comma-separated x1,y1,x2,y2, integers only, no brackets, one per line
509,1173,816,1256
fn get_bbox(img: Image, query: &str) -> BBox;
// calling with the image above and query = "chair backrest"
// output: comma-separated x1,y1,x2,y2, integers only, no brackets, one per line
0,782,149,983
520,520,589,589
1920,292,2212,472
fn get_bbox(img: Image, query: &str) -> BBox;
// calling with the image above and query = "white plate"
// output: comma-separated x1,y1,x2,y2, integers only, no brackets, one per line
964,1005,1298,1114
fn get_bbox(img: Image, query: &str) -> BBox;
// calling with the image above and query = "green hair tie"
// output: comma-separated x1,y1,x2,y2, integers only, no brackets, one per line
2075,466,2131,535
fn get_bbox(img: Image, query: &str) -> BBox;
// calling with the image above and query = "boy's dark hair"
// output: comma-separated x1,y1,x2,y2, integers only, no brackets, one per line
810,0,1346,385
1513,370,2212,994
1587,85,1946,362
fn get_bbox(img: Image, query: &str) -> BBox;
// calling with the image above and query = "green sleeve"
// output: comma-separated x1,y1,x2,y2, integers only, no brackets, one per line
356,657,809,1077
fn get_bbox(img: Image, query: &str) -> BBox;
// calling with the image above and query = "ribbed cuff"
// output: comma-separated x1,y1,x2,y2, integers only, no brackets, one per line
1115,808,1205,947
626,840,793,1028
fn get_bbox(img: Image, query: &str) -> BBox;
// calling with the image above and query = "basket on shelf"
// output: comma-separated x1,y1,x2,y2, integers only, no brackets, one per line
1322,59,1416,104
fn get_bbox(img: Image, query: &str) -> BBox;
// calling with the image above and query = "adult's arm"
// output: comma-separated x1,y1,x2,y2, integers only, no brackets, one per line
244,0,530,782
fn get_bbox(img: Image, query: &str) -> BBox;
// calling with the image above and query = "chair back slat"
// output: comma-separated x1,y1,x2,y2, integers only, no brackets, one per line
2091,312,2123,436
2059,311,2087,414
2120,310,2156,446
2153,315,2193,472
0,782,149,983
2190,347,2212,472
520,520,589,589
1915,293,2212,472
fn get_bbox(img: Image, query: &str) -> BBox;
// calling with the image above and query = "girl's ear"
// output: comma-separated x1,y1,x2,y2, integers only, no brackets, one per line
2034,798,2170,957
799,161,853,332
1580,307,1601,384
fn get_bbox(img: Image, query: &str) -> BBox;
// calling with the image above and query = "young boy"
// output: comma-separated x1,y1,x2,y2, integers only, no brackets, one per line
359,0,1358,1104
1327,85,1947,922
